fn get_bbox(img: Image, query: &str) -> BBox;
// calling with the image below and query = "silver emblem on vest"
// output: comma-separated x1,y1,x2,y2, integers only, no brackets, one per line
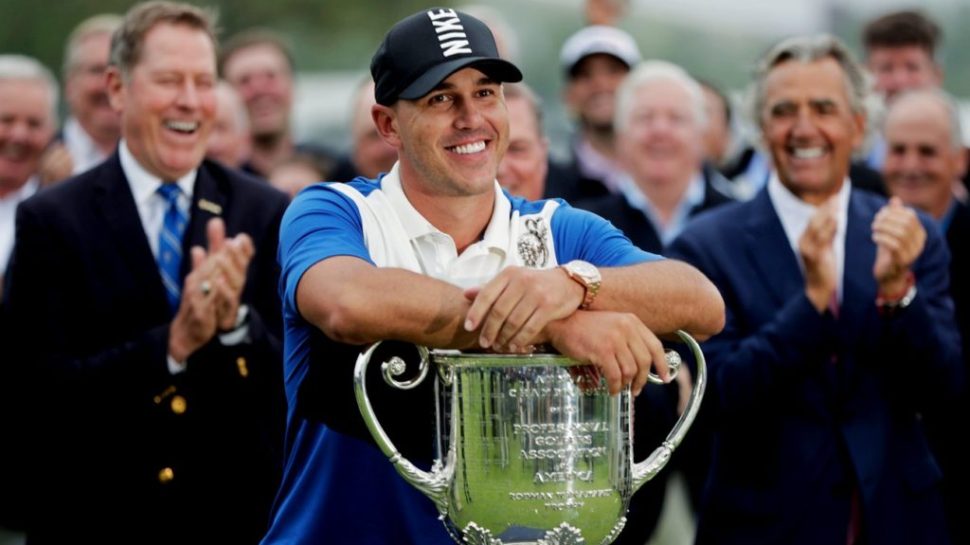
517,217,549,268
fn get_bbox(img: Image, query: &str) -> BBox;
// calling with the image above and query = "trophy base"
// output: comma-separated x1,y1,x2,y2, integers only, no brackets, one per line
459,517,627,545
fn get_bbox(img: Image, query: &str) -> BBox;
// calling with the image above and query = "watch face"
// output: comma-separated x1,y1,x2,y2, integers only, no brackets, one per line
568,260,600,283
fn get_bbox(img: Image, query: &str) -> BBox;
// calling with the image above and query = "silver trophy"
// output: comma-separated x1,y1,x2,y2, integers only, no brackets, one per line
354,331,705,545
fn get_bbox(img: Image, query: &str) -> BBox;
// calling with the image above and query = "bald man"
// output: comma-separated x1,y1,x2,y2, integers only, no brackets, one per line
882,88,969,545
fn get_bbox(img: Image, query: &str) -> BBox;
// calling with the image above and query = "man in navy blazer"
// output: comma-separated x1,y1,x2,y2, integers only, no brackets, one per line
2,3,288,543
667,35,962,545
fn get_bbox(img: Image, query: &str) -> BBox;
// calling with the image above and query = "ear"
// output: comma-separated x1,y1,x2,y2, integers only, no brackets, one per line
954,146,968,181
372,103,403,150
105,66,125,113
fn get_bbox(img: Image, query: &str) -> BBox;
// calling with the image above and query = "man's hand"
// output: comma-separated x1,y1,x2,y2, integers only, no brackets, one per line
463,266,585,351
204,218,254,330
545,310,669,396
168,246,220,362
37,143,73,187
167,218,254,361
872,197,925,294
799,199,838,312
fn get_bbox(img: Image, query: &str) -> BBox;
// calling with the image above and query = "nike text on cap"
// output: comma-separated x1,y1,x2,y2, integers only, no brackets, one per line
371,7,523,106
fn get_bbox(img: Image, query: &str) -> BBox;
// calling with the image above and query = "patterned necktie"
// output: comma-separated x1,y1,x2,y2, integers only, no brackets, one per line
157,183,188,313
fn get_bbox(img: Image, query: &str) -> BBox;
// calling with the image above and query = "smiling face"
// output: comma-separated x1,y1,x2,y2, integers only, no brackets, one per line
564,54,629,132
222,43,293,140
498,94,548,201
618,77,704,192
378,67,508,199
65,31,120,148
760,57,865,205
108,22,216,181
867,45,941,102
882,93,965,220
0,78,55,193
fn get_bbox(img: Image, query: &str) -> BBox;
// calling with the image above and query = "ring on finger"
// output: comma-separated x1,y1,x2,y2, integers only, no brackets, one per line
200,279,212,296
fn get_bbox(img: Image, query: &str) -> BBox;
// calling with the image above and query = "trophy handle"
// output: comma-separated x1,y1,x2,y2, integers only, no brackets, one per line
353,341,453,516
632,329,707,492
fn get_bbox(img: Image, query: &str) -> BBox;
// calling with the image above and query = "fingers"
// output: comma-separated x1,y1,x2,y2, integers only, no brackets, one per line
465,267,584,350
464,273,509,335
493,301,539,350
591,352,623,395
872,199,926,274
212,276,240,330
463,286,480,301
475,278,521,349
207,217,226,253
630,326,667,395
802,206,837,254
191,246,206,270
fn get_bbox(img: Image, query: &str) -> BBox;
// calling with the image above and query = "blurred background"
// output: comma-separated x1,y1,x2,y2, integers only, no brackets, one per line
5,0,970,163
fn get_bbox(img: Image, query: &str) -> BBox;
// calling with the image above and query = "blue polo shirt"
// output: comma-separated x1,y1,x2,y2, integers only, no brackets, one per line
262,165,661,545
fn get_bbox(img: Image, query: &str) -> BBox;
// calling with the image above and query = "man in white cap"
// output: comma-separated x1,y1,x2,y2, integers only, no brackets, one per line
261,7,724,544
557,25,641,201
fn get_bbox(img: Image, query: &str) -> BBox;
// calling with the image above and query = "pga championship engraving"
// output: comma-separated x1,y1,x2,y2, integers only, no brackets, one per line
354,332,705,545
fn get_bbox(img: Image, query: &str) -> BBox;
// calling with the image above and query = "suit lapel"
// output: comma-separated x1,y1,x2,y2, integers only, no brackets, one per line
743,190,804,307
94,154,170,316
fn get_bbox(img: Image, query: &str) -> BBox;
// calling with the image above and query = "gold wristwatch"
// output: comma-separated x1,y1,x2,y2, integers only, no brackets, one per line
561,260,601,310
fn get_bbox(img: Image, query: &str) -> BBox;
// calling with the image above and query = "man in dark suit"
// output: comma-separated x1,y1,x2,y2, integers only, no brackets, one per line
578,60,734,254
2,2,288,543
576,60,733,544
881,88,970,545
668,35,962,545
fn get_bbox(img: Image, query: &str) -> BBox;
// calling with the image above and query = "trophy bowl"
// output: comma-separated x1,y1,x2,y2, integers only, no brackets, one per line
354,331,706,545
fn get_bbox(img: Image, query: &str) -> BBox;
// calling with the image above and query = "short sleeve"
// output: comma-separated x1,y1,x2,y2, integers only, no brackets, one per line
550,201,663,266
278,183,375,316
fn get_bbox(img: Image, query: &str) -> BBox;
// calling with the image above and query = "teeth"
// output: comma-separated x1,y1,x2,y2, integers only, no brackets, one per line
792,147,824,159
165,120,198,133
0,143,27,160
450,141,486,155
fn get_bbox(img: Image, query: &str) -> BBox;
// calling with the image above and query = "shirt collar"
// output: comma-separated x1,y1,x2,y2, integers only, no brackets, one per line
381,161,510,255
767,173,851,253
0,176,39,204
619,170,706,245
574,137,626,193
63,117,108,174
119,139,196,206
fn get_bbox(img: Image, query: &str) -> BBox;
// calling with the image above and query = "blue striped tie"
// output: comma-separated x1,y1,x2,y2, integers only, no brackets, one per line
157,184,188,313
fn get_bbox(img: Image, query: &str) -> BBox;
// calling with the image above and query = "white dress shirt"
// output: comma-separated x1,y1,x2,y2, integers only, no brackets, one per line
0,177,39,276
619,171,706,246
767,174,851,302
119,139,195,259
64,117,112,175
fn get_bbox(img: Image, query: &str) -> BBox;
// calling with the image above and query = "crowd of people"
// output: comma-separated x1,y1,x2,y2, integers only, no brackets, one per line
0,1,966,545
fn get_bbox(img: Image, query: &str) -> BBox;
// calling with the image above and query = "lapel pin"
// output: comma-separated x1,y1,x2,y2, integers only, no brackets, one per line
198,198,222,215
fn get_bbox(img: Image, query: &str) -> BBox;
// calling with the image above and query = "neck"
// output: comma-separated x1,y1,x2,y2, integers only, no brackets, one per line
582,125,617,161
248,132,292,176
930,196,955,221
401,180,495,254
92,134,118,156
638,175,692,227
0,178,30,200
